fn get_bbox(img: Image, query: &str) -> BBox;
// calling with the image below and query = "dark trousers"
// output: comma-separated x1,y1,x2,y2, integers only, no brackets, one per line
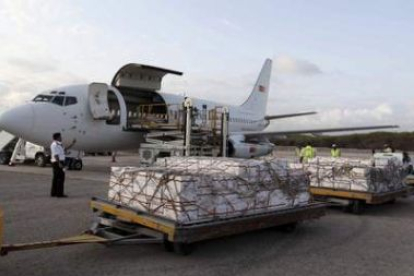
51,162,65,197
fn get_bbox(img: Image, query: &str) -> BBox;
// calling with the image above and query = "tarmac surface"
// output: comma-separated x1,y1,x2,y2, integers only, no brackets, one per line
1,154,414,276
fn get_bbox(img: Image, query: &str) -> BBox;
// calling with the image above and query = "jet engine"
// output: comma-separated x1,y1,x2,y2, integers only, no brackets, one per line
227,135,274,158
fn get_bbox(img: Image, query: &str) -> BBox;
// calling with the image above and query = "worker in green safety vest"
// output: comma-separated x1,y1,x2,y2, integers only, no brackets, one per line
330,144,341,158
300,142,316,163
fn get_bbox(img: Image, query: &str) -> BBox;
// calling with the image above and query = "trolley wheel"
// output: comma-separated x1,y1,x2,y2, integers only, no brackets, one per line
173,242,194,256
346,200,365,215
279,222,298,233
163,239,174,252
387,198,397,204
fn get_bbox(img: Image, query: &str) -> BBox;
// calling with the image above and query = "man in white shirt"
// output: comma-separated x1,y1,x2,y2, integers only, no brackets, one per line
50,133,76,197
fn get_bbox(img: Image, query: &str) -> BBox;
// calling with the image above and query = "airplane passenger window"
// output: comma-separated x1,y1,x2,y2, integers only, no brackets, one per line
51,96,64,106
65,97,77,106
33,95,53,102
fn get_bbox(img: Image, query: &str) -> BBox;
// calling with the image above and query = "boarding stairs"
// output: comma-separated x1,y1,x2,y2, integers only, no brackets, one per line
0,131,17,152
0,131,22,165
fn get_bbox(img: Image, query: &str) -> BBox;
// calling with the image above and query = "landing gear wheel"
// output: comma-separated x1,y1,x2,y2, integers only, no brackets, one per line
173,242,194,256
35,153,46,167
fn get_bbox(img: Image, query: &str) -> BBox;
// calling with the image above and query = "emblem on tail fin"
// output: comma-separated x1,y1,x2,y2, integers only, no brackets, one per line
258,85,266,93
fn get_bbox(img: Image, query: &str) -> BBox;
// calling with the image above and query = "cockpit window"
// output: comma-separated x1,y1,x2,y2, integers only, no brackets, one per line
33,95,53,102
64,96,77,106
33,94,77,107
51,96,64,106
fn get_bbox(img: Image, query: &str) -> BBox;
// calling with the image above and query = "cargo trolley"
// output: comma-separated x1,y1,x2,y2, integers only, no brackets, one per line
0,197,326,256
310,187,408,214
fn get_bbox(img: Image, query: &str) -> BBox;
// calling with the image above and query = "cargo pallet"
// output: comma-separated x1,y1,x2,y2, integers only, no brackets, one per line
0,197,326,256
310,187,408,215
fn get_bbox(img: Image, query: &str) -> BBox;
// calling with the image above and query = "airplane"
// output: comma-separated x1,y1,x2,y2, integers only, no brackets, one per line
0,59,398,159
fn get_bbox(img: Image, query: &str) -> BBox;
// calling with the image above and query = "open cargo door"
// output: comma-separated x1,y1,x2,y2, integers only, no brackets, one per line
88,83,111,120
111,63,182,91
110,64,183,131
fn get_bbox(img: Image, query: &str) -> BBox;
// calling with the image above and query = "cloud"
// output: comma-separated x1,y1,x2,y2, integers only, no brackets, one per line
0,0,95,114
268,103,395,131
164,73,250,105
317,104,393,125
219,18,242,31
0,0,100,64
7,57,58,73
1,0,81,31
0,0,410,135
274,56,322,76
0,57,87,113
0,90,33,109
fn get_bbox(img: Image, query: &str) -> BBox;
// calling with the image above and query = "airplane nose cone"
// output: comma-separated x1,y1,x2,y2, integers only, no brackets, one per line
0,104,35,136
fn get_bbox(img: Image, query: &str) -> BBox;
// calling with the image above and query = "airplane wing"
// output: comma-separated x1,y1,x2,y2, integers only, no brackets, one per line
264,111,317,120
233,125,399,138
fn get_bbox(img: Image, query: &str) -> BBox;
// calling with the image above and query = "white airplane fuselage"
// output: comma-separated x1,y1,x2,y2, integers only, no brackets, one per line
0,59,276,158
0,59,395,157
0,84,270,152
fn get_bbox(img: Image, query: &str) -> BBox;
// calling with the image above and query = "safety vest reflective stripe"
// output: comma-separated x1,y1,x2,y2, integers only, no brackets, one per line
302,146,315,158
331,149,341,157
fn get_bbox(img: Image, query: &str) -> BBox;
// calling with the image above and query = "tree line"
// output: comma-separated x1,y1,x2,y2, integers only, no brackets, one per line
269,132,414,151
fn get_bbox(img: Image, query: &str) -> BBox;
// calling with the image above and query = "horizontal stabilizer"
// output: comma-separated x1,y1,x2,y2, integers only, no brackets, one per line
264,111,317,120
235,125,399,138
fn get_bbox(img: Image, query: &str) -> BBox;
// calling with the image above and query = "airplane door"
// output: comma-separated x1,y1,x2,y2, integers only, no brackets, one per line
88,83,111,120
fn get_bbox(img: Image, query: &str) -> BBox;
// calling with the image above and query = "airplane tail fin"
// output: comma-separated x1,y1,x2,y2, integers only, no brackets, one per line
240,59,272,118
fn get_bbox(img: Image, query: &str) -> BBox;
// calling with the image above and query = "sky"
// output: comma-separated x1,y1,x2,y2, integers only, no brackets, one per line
0,0,413,131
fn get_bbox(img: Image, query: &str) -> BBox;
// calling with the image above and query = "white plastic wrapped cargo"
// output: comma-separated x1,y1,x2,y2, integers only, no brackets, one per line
108,157,311,225
373,152,403,167
155,157,290,182
290,157,407,193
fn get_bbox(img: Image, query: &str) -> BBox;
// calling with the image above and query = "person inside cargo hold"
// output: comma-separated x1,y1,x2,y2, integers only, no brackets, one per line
300,142,316,163
330,144,341,158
